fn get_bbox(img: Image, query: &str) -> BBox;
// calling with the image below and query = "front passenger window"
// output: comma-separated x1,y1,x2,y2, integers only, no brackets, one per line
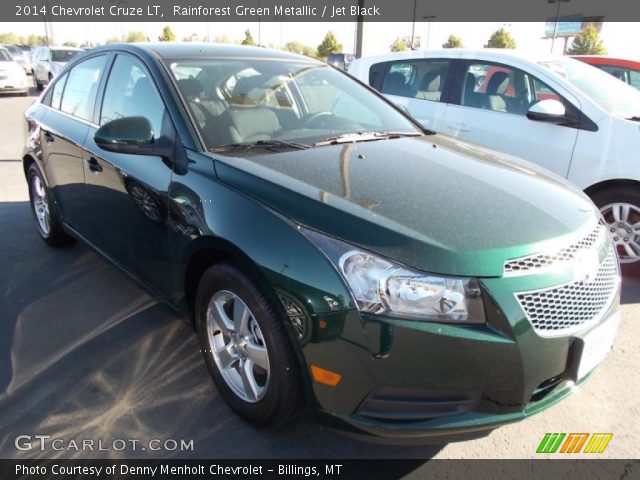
100,55,166,139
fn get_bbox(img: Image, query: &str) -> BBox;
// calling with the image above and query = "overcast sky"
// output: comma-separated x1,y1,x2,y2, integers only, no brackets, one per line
0,21,637,57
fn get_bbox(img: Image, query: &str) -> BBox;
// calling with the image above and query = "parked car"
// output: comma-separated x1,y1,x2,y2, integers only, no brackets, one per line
0,46,29,96
572,55,640,90
349,49,640,264
31,45,83,90
0,43,31,75
23,43,621,439
327,52,355,70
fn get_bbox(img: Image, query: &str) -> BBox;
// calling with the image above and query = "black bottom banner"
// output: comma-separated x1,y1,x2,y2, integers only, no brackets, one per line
1,459,638,480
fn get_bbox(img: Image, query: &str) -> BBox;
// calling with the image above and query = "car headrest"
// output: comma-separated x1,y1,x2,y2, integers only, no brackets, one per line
486,71,510,95
178,78,204,99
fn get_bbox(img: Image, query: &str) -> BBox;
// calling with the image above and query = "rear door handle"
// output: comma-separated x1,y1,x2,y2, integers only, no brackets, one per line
445,123,470,132
86,157,103,173
43,131,54,144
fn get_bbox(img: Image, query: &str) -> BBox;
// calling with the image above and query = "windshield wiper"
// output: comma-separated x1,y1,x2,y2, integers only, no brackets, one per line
314,131,423,147
211,139,311,152
626,116,640,122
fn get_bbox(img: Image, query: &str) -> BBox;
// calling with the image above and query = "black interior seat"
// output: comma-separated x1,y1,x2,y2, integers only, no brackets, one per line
415,71,442,101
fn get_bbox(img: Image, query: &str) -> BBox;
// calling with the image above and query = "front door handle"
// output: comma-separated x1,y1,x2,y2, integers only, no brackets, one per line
445,122,470,132
43,131,54,144
86,157,103,173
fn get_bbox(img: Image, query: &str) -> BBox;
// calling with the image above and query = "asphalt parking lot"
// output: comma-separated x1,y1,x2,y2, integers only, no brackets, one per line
0,89,638,464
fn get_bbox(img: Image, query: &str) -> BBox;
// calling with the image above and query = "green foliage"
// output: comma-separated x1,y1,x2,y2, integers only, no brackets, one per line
485,27,517,49
241,29,256,46
158,26,176,42
390,38,408,52
62,40,78,47
567,24,607,55
317,31,343,59
283,41,317,58
125,31,148,43
0,32,22,44
0,32,47,46
105,36,121,45
442,35,464,48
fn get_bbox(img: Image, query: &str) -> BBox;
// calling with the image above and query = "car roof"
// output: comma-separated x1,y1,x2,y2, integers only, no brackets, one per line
571,55,640,67
352,48,563,65
91,42,321,64
49,46,84,51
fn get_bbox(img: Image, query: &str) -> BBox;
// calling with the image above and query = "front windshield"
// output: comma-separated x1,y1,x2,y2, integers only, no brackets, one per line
0,49,12,62
51,49,81,63
539,58,640,118
167,58,421,150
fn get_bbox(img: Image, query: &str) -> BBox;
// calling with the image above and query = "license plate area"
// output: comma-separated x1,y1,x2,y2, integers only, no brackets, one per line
575,313,620,381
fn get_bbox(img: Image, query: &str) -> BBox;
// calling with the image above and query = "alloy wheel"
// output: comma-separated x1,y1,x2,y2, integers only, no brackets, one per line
206,290,270,402
31,175,51,236
600,202,640,263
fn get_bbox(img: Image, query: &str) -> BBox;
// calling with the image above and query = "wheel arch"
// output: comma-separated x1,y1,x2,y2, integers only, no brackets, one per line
584,178,640,198
183,235,316,401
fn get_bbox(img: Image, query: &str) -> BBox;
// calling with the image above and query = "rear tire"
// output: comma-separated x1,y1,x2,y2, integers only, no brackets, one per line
27,164,74,247
591,186,640,268
195,262,305,426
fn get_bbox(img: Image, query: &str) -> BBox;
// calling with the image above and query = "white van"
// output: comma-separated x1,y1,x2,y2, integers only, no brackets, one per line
350,49,640,264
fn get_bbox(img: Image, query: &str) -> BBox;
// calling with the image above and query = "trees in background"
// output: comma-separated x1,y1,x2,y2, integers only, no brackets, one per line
158,26,176,42
485,27,517,48
442,35,464,48
317,31,342,59
283,41,317,58
0,32,47,45
125,31,148,43
241,30,256,46
390,38,408,52
567,24,607,55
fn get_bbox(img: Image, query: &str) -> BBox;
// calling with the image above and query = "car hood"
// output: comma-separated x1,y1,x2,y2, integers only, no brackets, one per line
212,135,599,277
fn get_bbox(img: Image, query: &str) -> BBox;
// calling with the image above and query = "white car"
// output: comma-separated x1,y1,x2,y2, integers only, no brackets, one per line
32,46,83,90
0,46,29,96
350,49,640,264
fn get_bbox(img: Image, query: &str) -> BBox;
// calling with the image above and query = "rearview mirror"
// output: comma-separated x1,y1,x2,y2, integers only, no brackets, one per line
94,117,155,155
527,99,566,124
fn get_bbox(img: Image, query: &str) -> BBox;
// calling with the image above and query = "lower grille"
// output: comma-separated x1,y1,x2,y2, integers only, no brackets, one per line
516,245,619,337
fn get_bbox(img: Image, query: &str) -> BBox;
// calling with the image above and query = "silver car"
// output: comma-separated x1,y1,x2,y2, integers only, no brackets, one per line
0,44,31,75
32,46,83,90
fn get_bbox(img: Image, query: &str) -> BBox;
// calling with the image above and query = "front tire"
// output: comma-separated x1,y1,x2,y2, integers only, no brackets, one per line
195,262,305,426
27,164,74,247
591,186,640,265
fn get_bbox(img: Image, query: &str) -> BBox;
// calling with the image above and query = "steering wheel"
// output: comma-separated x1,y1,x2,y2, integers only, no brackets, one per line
302,111,334,129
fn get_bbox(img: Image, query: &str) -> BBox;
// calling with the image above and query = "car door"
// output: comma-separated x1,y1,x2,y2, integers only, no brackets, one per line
38,55,108,237
440,59,579,178
83,53,174,293
35,47,49,81
371,57,454,130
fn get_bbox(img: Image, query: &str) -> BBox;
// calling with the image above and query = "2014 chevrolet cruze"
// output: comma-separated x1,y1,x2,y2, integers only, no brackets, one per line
23,43,621,440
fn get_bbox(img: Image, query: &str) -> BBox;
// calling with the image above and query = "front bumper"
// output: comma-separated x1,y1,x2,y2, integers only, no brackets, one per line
301,268,620,440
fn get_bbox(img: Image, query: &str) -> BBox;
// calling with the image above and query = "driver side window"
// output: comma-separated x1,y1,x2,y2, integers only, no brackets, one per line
100,55,165,139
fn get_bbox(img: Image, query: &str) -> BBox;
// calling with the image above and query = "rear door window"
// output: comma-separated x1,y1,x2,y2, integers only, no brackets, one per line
377,59,451,102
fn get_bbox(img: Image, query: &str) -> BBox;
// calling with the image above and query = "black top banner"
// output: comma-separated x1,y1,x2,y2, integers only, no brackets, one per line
4,0,640,22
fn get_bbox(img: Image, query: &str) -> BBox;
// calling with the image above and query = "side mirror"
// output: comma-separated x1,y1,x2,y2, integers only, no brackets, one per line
527,99,566,124
94,117,155,155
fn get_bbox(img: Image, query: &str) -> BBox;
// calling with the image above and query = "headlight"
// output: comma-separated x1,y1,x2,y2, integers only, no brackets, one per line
302,229,485,324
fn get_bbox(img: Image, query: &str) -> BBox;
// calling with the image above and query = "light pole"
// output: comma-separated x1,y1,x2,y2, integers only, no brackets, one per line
410,0,418,49
423,15,436,49
548,0,571,53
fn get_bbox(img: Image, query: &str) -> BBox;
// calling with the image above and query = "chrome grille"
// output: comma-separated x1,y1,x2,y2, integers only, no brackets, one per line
504,222,606,276
516,246,619,337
